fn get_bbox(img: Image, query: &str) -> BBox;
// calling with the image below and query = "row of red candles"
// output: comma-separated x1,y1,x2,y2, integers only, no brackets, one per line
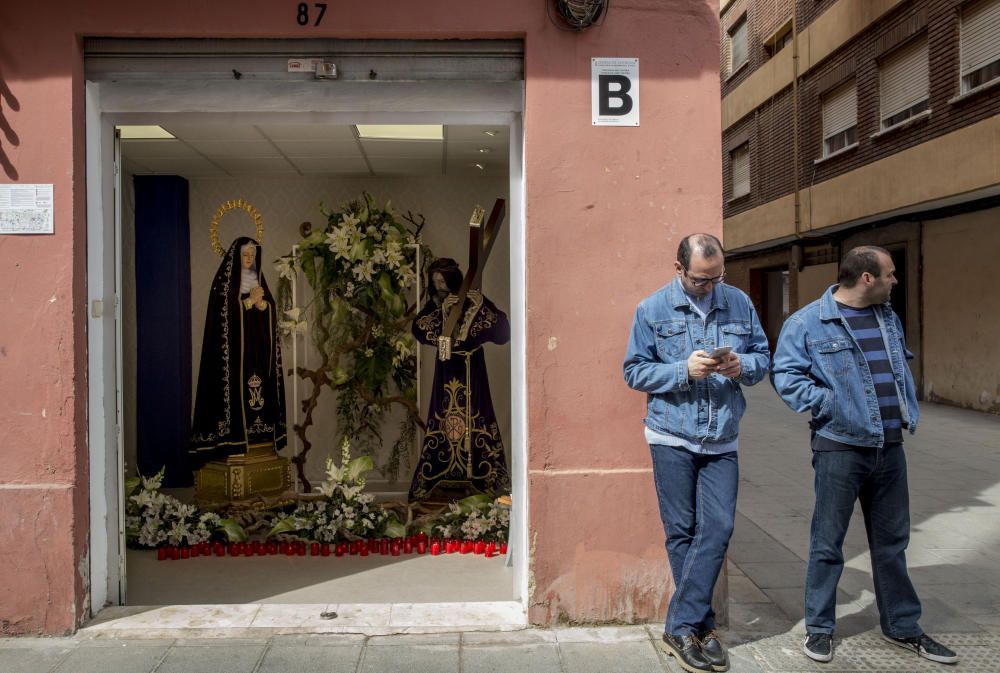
156,535,508,561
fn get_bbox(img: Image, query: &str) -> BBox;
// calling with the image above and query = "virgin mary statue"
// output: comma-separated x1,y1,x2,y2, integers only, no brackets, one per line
189,237,287,469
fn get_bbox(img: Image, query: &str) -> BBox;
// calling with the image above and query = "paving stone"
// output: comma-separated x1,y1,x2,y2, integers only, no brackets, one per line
367,632,461,646
53,641,170,673
729,575,772,603
461,643,562,673
0,646,73,673
739,561,806,589
358,644,459,673
462,629,556,645
155,642,267,673
553,625,649,642
259,641,363,673
559,640,662,673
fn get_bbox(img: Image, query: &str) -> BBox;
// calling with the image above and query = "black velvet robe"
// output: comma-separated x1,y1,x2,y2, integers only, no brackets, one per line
409,292,511,501
189,237,286,468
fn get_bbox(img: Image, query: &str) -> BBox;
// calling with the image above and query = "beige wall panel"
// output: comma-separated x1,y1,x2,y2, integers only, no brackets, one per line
806,115,1000,232
723,192,797,250
922,207,1000,413
722,48,794,129
722,0,907,130
798,262,837,307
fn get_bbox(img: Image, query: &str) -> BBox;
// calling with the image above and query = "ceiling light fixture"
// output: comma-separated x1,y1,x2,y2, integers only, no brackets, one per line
117,125,176,140
483,130,499,137
478,148,492,154
474,163,485,170
355,124,443,140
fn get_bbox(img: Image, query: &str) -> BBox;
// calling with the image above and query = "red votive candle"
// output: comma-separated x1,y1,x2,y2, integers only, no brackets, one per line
191,545,200,558
430,542,441,555
360,544,369,556
310,543,320,556
214,544,225,557
321,543,331,556
486,542,496,556
390,543,400,556
403,540,413,554
474,541,486,555
297,543,306,556
417,541,427,554
380,539,390,555
499,542,508,554
157,547,167,561
335,543,345,557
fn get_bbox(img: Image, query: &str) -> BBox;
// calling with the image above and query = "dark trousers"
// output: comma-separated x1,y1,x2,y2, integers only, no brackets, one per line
805,442,922,638
651,444,738,636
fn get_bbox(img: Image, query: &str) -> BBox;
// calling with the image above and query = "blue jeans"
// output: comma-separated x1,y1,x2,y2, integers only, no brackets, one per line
805,442,922,638
650,444,738,636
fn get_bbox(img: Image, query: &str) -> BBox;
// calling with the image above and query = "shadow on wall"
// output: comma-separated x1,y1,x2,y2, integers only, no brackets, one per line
0,64,20,180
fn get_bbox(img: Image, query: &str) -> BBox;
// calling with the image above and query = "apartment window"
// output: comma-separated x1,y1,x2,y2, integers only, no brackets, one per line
821,81,858,156
731,143,750,199
960,0,1000,92
728,15,749,76
764,19,793,58
879,35,930,129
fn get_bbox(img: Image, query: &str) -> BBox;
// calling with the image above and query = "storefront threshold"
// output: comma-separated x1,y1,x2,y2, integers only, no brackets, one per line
82,601,527,638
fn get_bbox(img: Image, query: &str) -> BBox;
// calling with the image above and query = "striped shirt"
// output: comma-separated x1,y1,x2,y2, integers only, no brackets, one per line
838,302,903,444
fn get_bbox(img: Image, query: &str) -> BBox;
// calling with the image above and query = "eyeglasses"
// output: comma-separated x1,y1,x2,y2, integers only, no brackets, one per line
684,269,726,287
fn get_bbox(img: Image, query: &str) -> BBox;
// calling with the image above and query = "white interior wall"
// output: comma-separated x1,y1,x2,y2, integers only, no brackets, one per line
124,174,511,488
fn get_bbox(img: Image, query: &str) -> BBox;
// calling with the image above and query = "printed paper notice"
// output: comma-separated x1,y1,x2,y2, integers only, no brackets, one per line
0,184,54,234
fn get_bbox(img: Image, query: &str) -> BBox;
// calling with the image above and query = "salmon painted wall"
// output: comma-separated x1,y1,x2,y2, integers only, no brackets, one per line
0,0,722,633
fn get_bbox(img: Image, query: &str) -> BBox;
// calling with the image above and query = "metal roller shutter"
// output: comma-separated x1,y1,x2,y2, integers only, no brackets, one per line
822,81,857,139
731,144,750,198
961,0,1000,78
880,36,929,123
84,38,523,82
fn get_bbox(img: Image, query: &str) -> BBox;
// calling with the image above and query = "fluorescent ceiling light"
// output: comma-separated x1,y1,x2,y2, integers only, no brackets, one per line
355,124,443,140
118,125,176,140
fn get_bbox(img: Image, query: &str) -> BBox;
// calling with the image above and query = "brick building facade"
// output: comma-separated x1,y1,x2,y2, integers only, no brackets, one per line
719,0,1000,413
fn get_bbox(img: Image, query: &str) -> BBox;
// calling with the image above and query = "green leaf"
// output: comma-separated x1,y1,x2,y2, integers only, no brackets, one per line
218,518,248,542
455,494,492,514
124,476,141,497
266,518,298,539
382,516,406,539
344,455,375,483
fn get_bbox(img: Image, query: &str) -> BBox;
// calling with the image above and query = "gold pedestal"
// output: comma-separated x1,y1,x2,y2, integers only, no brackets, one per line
195,443,291,503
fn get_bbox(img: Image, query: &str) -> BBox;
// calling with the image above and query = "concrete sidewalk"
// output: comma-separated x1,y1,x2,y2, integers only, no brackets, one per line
2,389,998,672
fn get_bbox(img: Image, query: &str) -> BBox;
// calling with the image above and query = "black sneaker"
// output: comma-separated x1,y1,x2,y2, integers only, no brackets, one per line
803,633,833,663
660,633,713,673
882,633,959,664
698,629,730,672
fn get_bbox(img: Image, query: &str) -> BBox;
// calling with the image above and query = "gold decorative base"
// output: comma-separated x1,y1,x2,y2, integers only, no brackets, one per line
195,443,291,503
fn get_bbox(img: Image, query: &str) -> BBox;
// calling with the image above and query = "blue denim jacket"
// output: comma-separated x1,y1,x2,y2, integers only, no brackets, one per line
623,278,771,443
771,285,919,447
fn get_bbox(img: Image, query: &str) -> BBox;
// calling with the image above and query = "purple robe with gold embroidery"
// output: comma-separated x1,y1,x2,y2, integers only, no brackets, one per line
409,293,510,501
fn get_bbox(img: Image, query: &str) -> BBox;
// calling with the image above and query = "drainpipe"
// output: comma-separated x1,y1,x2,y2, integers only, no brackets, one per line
792,8,801,239
789,6,803,311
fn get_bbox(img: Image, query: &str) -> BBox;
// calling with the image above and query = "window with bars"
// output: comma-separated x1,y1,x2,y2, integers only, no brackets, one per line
728,14,749,76
730,142,750,199
821,81,858,157
960,0,1000,92
879,35,930,129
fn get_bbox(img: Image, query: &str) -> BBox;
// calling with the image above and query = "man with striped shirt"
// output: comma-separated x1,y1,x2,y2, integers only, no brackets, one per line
772,246,958,666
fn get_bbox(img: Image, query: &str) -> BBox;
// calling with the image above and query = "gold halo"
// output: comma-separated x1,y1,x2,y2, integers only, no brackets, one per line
210,199,264,257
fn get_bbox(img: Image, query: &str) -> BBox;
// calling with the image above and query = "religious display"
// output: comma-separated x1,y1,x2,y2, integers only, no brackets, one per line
189,204,291,500
409,257,511,502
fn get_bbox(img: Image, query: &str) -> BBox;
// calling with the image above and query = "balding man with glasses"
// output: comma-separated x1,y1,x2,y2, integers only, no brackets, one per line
624,233,770,673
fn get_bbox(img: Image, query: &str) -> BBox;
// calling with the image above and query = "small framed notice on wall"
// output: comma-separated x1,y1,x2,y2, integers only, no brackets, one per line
0,184,54,234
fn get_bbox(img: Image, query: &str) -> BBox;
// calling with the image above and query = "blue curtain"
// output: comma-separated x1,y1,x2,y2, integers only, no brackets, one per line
134,176,193,487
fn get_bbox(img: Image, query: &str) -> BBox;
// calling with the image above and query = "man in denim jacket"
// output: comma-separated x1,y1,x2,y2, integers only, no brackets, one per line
624,233,770,673
772,246,957,666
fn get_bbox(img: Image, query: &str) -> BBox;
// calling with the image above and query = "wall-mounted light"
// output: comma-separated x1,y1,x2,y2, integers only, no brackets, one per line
548,0,608,31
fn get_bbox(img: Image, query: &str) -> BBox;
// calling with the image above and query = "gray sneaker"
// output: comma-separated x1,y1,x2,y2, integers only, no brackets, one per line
803,633,833,663
882,633,959,664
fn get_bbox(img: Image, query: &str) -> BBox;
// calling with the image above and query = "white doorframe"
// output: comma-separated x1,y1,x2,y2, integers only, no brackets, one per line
85,79,528,618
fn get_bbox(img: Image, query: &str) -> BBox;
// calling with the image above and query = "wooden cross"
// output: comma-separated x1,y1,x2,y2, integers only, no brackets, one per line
437,198,506,360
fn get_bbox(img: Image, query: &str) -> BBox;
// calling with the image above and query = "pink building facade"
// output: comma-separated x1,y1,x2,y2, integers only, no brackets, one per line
0,0,722,635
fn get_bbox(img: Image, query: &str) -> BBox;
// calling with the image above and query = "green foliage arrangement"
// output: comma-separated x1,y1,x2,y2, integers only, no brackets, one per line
275,193,431,489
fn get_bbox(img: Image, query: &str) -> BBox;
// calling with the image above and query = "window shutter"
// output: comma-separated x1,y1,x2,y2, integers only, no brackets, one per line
731,144,750,198
880,36,929,121
961,0,1000,77
822,81,857,139
731,17,748,72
